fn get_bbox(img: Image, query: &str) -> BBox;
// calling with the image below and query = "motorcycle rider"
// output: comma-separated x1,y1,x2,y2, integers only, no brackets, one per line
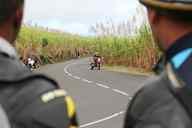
0,0,78,127
124,0,192,128
93,53,98,63
90,53,102,70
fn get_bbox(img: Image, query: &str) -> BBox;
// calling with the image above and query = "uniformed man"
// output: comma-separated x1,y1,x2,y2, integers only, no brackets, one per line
124,0,192,128
0,0,78,128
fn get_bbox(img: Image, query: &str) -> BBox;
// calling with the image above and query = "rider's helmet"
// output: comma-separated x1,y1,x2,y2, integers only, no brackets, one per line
93,52,99,57
139,0,192,11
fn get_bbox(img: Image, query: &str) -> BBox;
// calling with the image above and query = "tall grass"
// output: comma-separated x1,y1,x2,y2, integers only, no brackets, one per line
89,7,160,70
89,24,160,70
16,26,92,64
16,22,160,71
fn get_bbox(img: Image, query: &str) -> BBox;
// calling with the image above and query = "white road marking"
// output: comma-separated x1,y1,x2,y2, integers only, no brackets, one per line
67,73,72,77
80,111,125,128
112,89,129,96
64,61,131,127
96,83,110,89
82,79,93,84
64,67,69,74
73,76,81,80
64,62,77,74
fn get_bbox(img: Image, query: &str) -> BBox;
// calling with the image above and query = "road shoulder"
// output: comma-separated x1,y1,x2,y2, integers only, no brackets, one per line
103,65,153,77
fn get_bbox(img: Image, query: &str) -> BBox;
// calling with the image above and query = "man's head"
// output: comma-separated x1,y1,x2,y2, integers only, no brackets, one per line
139,0,192,51
0,0,24,45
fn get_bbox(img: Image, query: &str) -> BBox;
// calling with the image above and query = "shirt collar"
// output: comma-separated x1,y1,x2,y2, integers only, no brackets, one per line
0,37,17,59
165,32,192,62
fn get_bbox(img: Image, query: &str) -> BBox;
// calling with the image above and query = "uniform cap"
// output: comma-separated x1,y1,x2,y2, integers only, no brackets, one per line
139,0,192,11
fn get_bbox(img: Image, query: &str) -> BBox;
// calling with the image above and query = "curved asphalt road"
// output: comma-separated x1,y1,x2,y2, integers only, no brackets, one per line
38,58,148,128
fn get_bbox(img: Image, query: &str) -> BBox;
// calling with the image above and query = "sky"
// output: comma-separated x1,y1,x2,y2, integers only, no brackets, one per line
24,0,141,35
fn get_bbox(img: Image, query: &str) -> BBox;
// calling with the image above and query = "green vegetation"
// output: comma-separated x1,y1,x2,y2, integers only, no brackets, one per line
91,24,161,70
16,24,160,71
16,26,92,64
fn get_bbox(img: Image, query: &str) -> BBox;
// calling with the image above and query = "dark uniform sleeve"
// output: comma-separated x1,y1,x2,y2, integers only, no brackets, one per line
37,89,79,128
124,75,191,128
124,87,146,128
124,75,166,128
11,76,79,128
124,85,169,128
36,77,79,128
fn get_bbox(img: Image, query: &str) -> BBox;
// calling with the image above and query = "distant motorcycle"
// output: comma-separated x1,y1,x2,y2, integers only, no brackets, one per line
26,58,39,71
90,57,102,70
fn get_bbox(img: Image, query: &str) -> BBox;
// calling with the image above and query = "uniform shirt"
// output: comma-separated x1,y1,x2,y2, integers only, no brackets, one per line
0,37,17,59
124,32,192,128
165,32,192,88
0,38,13,128
0,37,79,128
0,105,10,128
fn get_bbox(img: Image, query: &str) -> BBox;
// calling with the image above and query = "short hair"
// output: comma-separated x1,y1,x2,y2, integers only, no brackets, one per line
0,0,24,24
149,6,192,24
159,11,192,24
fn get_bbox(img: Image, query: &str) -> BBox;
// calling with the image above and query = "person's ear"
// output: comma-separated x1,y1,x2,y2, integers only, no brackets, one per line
14,7,23,29
147,8,159,26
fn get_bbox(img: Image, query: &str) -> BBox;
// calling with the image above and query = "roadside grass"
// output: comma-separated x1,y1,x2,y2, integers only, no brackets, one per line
16,25,160,71
16,26,92,64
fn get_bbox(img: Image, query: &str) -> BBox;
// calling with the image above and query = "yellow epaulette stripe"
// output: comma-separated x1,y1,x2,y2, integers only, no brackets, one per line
41,89,67,103
65,96,76,118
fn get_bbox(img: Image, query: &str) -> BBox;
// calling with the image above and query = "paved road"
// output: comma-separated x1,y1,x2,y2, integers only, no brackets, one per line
38,58,148,128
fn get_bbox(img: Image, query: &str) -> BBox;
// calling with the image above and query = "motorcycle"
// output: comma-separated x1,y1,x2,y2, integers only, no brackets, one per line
90,57,102,70
25,58,39,71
